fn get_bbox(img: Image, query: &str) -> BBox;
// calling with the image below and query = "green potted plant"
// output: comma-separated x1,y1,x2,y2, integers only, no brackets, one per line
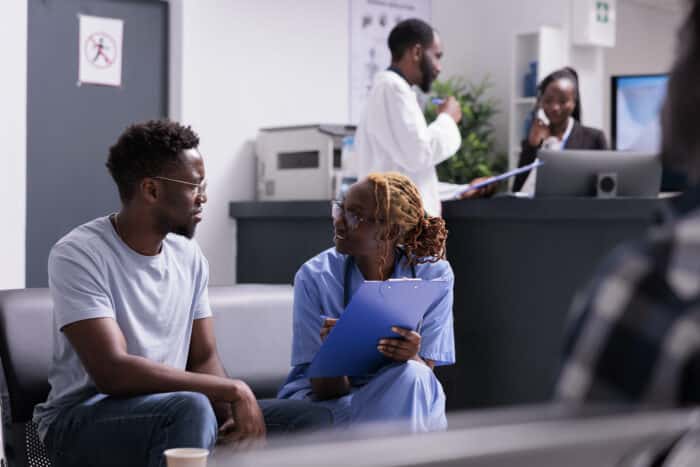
424,76,506,186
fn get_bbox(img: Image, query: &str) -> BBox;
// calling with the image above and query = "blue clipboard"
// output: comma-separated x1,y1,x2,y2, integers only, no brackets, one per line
452,160,544,198
306,278,450,378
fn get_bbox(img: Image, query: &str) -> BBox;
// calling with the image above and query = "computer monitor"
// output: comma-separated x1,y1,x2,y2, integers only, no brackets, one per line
611,74,667,153
535,149,661,198
611,74,687,191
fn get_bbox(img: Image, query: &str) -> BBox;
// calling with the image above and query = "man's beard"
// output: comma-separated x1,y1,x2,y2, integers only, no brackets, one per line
172,223,196,239
155,209,196,239
419,55,436,93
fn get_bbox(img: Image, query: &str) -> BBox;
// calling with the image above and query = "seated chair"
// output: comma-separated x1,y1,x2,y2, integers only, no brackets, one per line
0,284,294,467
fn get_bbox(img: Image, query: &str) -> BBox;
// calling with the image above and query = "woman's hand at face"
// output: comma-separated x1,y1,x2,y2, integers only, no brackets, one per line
377,327,422,362
528,114,551,147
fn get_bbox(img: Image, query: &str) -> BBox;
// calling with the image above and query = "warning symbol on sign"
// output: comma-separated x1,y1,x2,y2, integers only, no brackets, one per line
79,15,123,87
85,32,117,69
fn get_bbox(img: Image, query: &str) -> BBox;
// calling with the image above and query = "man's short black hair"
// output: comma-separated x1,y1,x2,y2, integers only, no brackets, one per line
106,119,200,203
388,18,435,62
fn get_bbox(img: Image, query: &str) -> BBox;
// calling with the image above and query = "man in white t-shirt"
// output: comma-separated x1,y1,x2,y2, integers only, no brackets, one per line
33,120,331,466
354,18,492,216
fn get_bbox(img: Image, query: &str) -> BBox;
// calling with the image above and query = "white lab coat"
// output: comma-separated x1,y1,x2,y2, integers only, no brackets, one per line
354,70,461,216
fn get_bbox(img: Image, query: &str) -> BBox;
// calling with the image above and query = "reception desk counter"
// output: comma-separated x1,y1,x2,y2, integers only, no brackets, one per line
230,197,664,410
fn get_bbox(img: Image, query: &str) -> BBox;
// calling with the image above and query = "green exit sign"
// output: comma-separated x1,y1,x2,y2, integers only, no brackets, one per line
596,1,610,23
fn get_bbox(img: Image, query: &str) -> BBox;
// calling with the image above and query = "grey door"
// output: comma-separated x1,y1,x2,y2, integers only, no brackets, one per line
27,0,168,286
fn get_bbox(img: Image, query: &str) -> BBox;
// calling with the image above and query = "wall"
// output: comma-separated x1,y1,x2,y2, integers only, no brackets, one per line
173,0,349,285
0,1,27,290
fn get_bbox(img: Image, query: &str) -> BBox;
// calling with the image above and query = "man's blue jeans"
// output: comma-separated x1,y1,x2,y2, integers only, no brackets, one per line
43,392,333,467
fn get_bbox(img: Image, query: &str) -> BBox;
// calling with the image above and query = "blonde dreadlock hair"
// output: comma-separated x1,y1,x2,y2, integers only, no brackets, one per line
366,172,447,276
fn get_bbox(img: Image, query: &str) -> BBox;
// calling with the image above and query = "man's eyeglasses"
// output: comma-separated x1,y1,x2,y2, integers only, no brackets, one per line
331,200,380,230
153,176,207,197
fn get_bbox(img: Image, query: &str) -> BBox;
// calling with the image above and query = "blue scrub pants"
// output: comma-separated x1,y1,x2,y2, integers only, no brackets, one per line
307,361,447,432
43,391,333,467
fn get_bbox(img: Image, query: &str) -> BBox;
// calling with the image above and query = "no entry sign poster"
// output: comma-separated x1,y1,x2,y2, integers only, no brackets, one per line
78,14,124,87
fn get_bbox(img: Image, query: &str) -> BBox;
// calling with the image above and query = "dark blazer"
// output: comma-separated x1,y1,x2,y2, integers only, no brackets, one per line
512,121,608,192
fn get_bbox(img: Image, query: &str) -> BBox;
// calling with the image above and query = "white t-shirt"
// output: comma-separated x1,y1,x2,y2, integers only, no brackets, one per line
33,216,212,439
354,70,461,216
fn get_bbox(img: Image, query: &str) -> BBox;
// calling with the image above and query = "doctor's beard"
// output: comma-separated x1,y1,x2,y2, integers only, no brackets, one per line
419,55,437,93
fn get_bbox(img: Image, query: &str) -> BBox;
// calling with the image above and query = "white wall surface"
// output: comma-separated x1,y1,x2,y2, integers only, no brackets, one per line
0,0,27,290
174,0,349,285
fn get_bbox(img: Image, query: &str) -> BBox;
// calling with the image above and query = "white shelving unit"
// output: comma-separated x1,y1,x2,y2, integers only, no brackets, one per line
508,26,568,170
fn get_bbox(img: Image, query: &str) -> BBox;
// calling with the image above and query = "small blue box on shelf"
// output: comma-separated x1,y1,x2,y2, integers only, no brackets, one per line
522,61,538,97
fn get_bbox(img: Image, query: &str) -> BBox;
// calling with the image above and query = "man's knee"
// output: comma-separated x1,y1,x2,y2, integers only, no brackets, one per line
260,399,333,433
291,402,334,431
165,391,218,447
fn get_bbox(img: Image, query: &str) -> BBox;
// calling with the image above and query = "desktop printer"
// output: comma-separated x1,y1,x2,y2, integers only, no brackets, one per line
256,124,356,200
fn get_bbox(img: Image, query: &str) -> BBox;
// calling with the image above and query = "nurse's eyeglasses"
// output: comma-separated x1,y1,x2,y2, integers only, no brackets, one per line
153,176,207,198
331,200,381,230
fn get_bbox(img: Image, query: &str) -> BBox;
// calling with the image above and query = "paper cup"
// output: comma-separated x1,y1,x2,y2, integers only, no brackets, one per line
164,448,209,467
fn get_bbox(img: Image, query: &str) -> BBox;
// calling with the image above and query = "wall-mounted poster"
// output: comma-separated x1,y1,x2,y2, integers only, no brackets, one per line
78,14,124,87
349,0,431,123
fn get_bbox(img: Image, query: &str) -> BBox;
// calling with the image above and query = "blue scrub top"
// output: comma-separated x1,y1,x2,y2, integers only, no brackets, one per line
278,247,455,399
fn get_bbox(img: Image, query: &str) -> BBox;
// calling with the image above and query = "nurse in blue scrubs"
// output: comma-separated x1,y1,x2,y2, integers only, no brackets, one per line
277,172,455,432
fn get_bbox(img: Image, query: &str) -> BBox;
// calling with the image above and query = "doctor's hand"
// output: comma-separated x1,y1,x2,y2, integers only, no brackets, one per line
377,327,421,362
459,176,497,199
437,96,462,124
320,317,338,342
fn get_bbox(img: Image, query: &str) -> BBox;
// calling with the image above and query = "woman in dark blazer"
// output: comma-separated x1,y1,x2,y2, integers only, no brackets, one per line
513,67,608,192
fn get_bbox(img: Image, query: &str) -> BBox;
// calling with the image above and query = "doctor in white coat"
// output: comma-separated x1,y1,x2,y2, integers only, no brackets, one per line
354,18,491,216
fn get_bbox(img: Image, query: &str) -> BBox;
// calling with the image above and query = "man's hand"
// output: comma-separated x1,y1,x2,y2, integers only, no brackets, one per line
377,327,422,362
320,317,338,342
218,381,266,450
217,416,236,442
437,96,462,124
459,176,497,199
